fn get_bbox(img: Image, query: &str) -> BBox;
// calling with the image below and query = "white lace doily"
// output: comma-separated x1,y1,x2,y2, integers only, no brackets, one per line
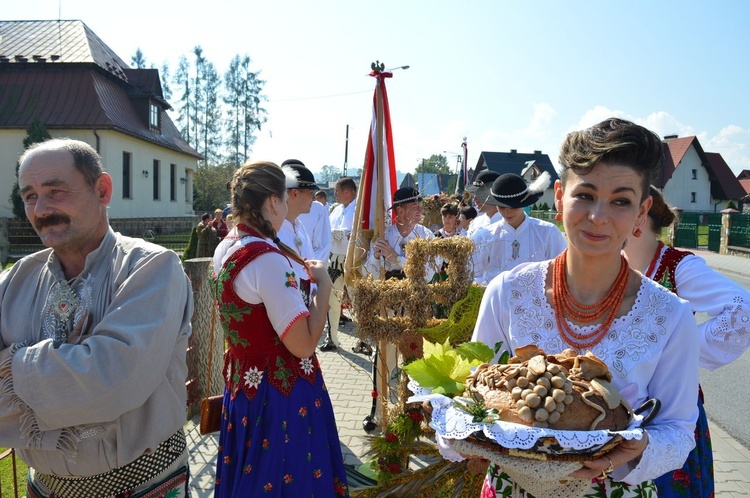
408,379,644,452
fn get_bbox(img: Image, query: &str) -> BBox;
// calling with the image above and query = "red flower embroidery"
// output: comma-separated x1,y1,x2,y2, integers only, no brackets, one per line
243,464,252,474
263,482,273,492
241,416,248,426
283,474,293,484
299,406,308,417
262,438,270,450
223,456,231,464
313,469,322,479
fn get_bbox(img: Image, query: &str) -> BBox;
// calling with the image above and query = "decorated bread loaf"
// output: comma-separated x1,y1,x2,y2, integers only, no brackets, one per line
465,345,632,431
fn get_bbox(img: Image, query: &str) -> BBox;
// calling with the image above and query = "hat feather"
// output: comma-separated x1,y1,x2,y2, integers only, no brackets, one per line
282,165,299,189
528,171,551,194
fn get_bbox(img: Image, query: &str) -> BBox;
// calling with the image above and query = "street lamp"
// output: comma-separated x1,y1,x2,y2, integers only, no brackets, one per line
388,65,410,71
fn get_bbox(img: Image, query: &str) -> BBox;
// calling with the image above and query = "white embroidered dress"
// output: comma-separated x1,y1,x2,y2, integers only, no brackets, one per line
471,261,699,494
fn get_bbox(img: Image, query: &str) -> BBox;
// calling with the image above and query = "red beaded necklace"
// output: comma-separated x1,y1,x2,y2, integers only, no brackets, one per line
552,249,629,350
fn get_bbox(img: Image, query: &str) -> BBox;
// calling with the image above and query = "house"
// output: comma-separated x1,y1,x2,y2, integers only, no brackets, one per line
658,135,744,212
0,20,202,219
471,150,559,208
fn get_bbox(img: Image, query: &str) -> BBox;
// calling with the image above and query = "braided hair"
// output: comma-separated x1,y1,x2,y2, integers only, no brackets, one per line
230,161,306,266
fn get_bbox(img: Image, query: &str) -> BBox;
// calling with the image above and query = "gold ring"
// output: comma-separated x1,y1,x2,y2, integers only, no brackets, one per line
605,458,615,474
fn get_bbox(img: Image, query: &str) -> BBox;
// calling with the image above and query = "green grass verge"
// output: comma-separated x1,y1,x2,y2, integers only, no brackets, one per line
0,448,27,494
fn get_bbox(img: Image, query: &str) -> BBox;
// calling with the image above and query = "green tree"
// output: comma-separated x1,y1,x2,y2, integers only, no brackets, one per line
415,154,450,175
131,48,147,69
320,165,342,182
192,162,236,213
160,62,172,102
200,60,222,165
173,55,192,144
10,118,52,219
223,54,267,166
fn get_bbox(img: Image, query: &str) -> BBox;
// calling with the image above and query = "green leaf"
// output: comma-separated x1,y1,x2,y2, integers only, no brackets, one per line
454,342,494,364
403,351,465,396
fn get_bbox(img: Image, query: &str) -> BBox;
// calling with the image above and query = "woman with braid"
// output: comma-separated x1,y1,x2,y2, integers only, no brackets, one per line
212,161,349,497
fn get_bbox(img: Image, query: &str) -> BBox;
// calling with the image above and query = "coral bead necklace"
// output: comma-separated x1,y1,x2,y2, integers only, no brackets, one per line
552,249,629,349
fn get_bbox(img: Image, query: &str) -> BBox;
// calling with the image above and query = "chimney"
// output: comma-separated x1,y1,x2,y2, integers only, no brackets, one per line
534,150,542,155
664,134,678,140
510,149,517,154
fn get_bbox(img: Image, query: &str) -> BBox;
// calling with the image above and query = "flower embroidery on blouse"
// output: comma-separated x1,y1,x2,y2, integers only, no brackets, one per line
299,357,314,375
244,366,264,389
285,272,298,289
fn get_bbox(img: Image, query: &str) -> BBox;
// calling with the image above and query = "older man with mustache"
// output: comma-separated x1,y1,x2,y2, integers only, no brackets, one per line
0,138,193,498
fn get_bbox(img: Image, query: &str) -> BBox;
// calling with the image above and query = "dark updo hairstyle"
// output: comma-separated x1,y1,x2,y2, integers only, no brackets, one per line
230,160,305,265
558,117,664,201
646,185,676,233
201,212,211,222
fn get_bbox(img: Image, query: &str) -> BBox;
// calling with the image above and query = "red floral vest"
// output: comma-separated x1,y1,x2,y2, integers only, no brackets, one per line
216,240,320,401
650,243,692,294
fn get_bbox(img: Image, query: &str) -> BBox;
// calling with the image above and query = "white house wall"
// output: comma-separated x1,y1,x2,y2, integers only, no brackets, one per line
0,129,196,219
661,146,713,212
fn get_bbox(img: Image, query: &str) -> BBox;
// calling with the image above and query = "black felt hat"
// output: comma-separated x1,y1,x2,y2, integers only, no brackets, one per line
391,187,423,208
281,159,317,190
466,170,501,204
485,172,550,208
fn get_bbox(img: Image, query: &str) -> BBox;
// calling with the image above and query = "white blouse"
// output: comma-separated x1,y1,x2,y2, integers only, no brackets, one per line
645,247,750,369
472,261,699,485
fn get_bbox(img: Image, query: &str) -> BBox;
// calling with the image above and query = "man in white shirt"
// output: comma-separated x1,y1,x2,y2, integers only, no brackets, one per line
321,177,357,352
362,187,438,281
474,172,566,284
278,160,318,305
299,199,332,262
466,170,502,237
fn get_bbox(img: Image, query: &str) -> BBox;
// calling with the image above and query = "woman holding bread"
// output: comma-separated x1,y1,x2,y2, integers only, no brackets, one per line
470,118,700,497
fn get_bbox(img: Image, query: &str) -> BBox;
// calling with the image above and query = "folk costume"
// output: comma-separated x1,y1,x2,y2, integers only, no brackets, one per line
642,242,750,498
278,218,315,306
326,198,357,348
299,200,333,262
472,214,567,285
470,261,700,498
197,220,218,257
0,228,193,498
213,229,349,497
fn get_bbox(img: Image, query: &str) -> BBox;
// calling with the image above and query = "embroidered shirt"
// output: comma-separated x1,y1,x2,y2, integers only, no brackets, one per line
645,244,750,369
472,261,699,485
0,228,193,476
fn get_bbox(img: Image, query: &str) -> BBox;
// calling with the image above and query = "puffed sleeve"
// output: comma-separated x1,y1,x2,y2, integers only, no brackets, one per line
233,250,310,338
673,255,750,369
471,270,513,362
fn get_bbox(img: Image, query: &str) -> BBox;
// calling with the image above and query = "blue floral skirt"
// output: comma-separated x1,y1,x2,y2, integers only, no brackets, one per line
214,372,349,497
654,389,713,498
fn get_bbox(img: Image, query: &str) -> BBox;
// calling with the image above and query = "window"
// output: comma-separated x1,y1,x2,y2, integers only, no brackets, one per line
185,170,192,202
692,169,697,180
149,102,160,130
691,192,696,203
153,160,160,200
122,152,132,199
170,164,176,201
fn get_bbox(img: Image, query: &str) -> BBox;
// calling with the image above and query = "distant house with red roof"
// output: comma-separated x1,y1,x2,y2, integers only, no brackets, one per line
0,20,202,219
658,135,744,212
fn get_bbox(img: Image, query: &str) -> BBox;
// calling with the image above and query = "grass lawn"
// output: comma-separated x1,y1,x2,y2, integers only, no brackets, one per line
0,448,27,495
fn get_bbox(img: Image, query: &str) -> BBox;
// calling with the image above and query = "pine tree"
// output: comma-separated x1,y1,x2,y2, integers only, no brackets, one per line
173,56,191,145
10,118,52,219
131,48,147,69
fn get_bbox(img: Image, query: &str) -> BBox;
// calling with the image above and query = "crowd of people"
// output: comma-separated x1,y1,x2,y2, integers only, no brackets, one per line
2,117,749,497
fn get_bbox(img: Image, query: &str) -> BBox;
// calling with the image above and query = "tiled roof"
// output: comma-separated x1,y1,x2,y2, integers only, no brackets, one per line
659,136,697,186
705,152,746,200
473,150,559,183
0,20,129,80
738,179,750,196
0,20,200,159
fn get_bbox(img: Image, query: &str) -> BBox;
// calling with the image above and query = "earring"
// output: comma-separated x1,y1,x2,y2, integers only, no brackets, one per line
554,212,563,222
633,227,642,238
273,210,278,216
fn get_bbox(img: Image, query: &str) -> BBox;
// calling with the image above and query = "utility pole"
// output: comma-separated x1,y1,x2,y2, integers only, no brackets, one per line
343,124,349,178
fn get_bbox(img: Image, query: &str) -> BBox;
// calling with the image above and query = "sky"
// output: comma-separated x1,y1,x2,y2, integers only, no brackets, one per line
4,1,750,182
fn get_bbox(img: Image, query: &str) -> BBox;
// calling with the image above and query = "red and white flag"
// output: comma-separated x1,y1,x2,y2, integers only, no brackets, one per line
359,70,398,230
